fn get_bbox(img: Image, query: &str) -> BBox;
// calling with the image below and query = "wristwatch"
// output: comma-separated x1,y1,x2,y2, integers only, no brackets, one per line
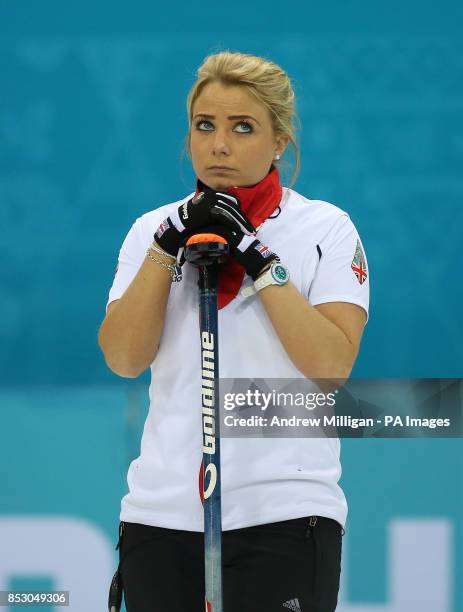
241,261,290,297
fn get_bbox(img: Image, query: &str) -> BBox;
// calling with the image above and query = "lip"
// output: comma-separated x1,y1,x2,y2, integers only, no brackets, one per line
208,166,236,172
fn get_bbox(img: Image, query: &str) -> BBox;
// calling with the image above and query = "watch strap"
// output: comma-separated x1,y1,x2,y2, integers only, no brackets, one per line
240,262,289,297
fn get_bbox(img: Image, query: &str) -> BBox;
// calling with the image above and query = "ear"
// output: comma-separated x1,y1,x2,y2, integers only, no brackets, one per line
275,133,290,157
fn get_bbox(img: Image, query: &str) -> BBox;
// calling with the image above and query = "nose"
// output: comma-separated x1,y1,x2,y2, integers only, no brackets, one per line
212,128,231,157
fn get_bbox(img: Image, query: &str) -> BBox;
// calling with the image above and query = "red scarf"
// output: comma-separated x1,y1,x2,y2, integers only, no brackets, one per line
195,165,283,309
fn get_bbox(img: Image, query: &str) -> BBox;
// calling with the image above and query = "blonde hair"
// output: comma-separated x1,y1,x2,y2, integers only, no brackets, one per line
185,51,301,188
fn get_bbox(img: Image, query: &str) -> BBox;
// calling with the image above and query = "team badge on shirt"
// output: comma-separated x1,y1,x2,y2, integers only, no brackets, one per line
351,240,368,285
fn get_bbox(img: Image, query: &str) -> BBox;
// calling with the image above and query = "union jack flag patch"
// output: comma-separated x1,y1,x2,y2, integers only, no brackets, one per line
351,239,367,285
255,243,273,258
156,218,170,238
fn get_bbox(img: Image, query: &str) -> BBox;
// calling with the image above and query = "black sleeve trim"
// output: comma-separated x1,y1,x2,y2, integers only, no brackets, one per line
316,245,322,260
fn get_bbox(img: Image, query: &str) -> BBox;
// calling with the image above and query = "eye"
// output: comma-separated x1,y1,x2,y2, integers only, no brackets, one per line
195,119,214,131
234,121,253,133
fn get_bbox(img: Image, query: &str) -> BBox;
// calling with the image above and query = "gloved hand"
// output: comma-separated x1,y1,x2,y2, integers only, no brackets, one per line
154,190,255,257
200,224,279,280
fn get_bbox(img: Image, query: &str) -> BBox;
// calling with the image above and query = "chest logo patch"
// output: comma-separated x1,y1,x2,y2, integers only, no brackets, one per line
351,240,368,285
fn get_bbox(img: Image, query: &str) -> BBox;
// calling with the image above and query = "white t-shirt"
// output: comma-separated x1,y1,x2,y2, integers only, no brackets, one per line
107,187,370,531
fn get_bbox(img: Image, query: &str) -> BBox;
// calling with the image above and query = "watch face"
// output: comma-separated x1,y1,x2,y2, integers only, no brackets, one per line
272,263,289,284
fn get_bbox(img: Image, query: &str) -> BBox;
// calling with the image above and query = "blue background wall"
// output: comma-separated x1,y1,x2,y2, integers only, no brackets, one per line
1,2,462,610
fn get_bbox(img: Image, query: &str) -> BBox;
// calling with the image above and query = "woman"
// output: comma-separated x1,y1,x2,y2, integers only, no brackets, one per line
99,51,369,612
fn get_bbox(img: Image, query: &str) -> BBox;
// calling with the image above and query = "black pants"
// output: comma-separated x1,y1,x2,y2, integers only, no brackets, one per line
114,516,343,612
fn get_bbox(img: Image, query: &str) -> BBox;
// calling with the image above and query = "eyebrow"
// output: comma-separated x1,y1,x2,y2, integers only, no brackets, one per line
193,113,261,126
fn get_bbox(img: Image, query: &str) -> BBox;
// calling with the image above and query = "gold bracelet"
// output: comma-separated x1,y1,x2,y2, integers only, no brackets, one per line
146,248,182,282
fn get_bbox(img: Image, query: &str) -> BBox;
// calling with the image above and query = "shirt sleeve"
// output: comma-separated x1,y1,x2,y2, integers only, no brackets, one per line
106,216,150,311
307,214,370,323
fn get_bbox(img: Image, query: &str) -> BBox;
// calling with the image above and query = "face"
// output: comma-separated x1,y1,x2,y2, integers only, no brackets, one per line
189,81,289,190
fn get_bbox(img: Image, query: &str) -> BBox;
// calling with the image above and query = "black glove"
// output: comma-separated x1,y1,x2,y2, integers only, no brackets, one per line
201,224,279,280
154,191,255,257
